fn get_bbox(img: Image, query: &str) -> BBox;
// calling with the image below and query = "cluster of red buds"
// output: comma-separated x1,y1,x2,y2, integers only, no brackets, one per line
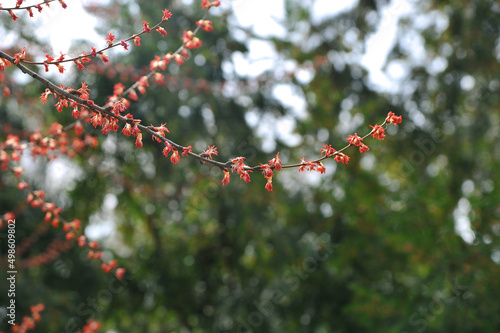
20,239,73,268
4,7,173,73
10,303,45,333
76,319,101,333
2,0,67,21
84,239,126,280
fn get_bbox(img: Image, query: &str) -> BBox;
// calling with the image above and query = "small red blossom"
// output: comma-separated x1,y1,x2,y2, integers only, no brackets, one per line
320,144,336,157
71,122,83,137
163,142,172,157
78,235,86,247
56,52,66,62
9,10,19,21
150,55,166,71
317,162,326,174
134,35,141,46
17,182,29,190
56,64,65,74
334,153,350,164
359,143,369,153
268,152,282,171
120,40,129,50
171,148,180,164
50,122,63,135
142,20,151,34
122,123,132,136
135,133,143,148
13,166,23,178
370,124,386,140
108,260,117,269
265,177,273,192
232,157,246,173
240,170,252,183
346,133,363,147
112,100,126,115
138,76,149,88
186,37,202,49
55,98,69,112
163,53,172,64
115,268,126,280
153,72,165,85
298,158,318,172
0,58,12,71
77,82,90,99
174,54,185,66
232,157,252,183
151,123,170,142
90,112,103,128
196,19,213,32
80,52,91,64
222,169,230,186
131,122,141,137
201,145,218,160
162,9,173,21
113,83,126,96
100,53,109,63
201,0,211,9
105,33,116,46
89,241,99,249
260,164,274,178
101,263,112,273
156,27,167,37
14,47,26,65
128,89,138,101
201,0,220,9
386,111,402,125
85,135,99,148
74,59,85,70
45,54,55,63
40,89,52,103
181,145,192,156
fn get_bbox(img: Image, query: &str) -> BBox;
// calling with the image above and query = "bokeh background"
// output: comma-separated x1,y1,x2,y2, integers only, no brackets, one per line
1,0,499,332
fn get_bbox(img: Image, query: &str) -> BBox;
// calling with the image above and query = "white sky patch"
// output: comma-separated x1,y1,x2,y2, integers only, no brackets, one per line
453,198,475,244
272,84,308,120
361,0,414,92
19,152,83,197
232,0,286,38
85,217,115,239
231,39,279,78
275,115,303,147
45,157,84,194
311,0,359,25
29,1,102,54
85,193,118,240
